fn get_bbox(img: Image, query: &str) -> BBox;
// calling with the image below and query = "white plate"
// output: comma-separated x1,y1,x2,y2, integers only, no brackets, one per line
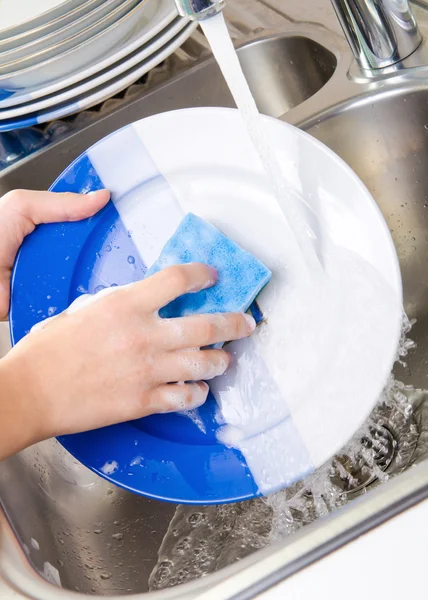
10,107,403,502
0,0,177,108
0,23,198,131
0,0,140,76
0,0,130,64
0,0,106,53
0,17,188,122
0,0,87,37
0,17,189,120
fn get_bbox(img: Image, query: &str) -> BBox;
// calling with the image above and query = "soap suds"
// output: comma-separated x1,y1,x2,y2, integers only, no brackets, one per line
31,283,135,333
211,238,402,493
101,460,119,475
43,562,62,587
30,538,40,550
163,382,208,412
178,352,229,381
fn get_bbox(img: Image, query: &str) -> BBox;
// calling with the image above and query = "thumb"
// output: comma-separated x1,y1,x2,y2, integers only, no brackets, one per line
0,189,110,321
4,188,110,227
0,268,11,321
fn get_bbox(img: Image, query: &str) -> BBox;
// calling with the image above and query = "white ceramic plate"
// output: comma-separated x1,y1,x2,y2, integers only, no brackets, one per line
0,0,106,53
0,0,140,76
0,0,86,37
0,23,198,131
0,0,130,64
0,0,177,108
10,108,403,502
0,17,189,120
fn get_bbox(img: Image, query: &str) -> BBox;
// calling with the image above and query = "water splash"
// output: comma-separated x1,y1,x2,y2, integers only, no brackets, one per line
149,318,420,590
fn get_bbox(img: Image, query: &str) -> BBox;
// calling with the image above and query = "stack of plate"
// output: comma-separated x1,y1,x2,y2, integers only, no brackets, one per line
0,0,196,131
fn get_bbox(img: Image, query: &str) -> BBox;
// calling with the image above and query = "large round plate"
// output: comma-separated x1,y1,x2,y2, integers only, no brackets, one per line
0,0,177,108
0,0,130,65
0,17,189,121
0,0,141,87
10,108,402,504
0,0,86,38
0,0,106,54
0,23,196,131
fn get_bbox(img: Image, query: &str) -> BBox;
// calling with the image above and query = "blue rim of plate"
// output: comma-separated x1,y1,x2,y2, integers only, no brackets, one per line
9,123,262,505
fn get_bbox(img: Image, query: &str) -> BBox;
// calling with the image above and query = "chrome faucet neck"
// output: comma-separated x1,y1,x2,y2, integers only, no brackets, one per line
331,0,422,70
174,0,225,20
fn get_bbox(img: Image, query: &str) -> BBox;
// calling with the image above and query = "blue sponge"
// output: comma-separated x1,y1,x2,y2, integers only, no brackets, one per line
146,213,272,320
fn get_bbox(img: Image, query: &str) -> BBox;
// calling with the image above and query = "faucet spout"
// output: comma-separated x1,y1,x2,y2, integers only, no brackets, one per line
331,0,422,70
174,0,225,21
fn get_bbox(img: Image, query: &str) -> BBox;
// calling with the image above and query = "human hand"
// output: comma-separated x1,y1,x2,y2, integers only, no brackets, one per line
0,263,255,458
0,188,110,320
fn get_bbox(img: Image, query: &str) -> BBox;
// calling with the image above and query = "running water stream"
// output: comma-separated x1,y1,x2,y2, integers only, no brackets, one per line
200,13,321,275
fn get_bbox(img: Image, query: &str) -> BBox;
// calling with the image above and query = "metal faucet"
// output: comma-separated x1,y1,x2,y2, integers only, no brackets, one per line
175,0,422,72
331,0,422,70
174,0,225,20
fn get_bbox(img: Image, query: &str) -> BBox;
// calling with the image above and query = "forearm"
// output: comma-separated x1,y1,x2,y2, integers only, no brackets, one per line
0,358,42,461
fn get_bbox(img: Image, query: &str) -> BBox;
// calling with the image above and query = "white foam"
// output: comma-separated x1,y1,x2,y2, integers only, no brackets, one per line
43,562,62,587
30,538,40,550
100,460,118,475
30,284,135,334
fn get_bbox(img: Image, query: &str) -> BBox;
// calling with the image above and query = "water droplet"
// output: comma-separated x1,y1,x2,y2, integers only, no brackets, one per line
112,533,124,541
105,245,112,252
188,512,203,525
94,285,106,293
127,255,135,264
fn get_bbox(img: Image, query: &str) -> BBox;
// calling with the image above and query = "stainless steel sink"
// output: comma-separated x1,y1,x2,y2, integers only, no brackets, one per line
237,34,336,117
2,9,428,600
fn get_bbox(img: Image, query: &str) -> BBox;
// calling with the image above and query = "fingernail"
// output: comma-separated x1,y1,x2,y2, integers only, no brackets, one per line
87,189,108,196
213,354,230,377
189,382,209,408
205,265,218,287
244,313,256,333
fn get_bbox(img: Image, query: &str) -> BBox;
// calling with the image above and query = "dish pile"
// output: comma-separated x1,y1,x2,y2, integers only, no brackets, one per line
0,0,196,131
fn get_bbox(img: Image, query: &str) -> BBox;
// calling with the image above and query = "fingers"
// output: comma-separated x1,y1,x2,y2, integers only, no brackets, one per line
131,263,217,313
3,188,110,226
146,382,209,414
160,312,256,350
0,189,110,321
156,349,231,383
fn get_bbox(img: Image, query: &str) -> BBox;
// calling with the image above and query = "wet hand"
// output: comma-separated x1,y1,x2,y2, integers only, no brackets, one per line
0,263,255,458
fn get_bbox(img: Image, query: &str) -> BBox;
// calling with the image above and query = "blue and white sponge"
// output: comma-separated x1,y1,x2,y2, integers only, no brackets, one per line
146,213,272,319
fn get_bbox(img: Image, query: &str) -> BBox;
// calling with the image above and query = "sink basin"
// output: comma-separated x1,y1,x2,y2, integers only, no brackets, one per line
308,92,428,387
238,34,336,117
1,22,428,600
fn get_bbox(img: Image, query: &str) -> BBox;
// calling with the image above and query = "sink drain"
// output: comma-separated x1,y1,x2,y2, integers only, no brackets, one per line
331,402,419,497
